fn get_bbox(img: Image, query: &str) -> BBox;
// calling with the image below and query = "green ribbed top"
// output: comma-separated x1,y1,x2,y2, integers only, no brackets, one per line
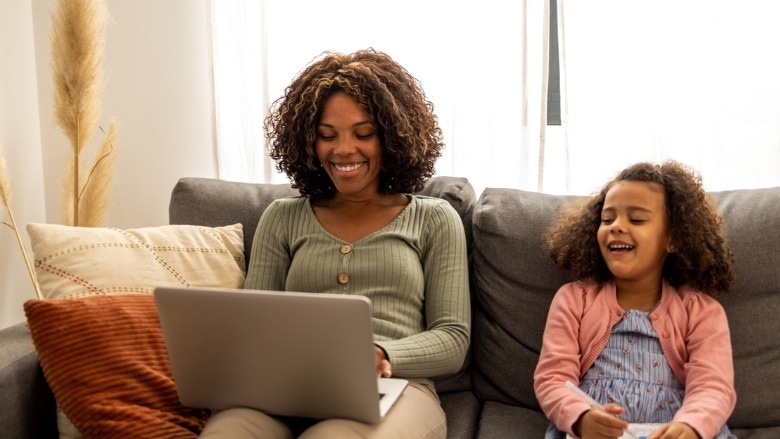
245,195,470,380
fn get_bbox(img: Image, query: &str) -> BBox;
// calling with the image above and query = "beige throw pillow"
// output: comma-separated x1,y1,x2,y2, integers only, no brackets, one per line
27,223,246,299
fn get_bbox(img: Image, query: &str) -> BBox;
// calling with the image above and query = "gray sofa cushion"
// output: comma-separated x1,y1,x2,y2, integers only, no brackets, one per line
711,188,780,430
414,176,475,249
0,323,57,438
470,188,581,410
475,401,549,438
439,391,481,439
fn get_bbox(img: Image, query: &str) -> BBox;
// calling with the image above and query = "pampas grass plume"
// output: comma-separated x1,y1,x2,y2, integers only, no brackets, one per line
51,0,107,154
61,119,118,227
81,119,117,226
52,0,115,226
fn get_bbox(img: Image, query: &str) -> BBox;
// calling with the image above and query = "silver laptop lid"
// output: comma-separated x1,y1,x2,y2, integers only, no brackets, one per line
154,286,400,423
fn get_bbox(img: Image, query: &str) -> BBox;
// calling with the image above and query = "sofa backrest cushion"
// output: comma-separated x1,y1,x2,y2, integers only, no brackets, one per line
710,187,780,429
470,188,582,409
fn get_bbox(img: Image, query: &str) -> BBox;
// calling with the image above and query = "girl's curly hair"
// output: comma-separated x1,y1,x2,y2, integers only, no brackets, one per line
263,48,443,199
545,161,734,298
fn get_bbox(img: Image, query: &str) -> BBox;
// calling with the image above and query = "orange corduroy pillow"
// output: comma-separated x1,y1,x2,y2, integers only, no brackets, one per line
24,294,210,438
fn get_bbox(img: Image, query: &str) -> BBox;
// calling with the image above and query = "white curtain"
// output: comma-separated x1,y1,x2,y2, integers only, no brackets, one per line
555,0,780,194
210,0,550,195
210,0,272,183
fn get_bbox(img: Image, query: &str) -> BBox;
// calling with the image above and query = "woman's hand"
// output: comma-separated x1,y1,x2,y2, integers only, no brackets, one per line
374,345,392,378
648,422,699,439
573,404,629,439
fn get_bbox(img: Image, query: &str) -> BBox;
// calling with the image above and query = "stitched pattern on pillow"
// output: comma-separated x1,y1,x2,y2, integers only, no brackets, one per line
26,223,245,299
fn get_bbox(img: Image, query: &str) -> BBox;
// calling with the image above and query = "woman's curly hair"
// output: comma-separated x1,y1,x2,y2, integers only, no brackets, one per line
263,48,443,199
545,161,734,298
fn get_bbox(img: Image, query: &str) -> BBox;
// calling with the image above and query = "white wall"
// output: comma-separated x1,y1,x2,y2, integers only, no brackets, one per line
0,0,47,329
0,0,217,328
32,0,217,229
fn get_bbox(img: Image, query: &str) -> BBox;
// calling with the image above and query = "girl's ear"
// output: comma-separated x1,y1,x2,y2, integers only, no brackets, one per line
664,219,675,253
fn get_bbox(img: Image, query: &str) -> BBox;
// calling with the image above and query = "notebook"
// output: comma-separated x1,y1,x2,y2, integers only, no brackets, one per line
154,286,408,424
566,424,665,439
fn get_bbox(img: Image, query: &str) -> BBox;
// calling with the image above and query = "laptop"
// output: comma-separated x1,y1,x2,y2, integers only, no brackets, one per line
154,286,408,424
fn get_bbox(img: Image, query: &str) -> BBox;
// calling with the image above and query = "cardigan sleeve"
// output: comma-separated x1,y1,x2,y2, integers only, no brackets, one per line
669,291,736,439
244,200,293,292
533,282,595,435
375,200,471,378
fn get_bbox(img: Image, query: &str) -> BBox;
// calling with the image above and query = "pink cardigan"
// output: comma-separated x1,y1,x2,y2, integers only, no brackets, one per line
533,280,736,439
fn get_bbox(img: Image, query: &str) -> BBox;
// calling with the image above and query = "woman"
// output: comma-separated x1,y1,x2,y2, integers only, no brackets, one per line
200,49,470,438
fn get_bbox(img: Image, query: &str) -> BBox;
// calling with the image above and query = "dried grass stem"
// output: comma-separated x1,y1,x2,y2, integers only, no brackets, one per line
0,148,43,300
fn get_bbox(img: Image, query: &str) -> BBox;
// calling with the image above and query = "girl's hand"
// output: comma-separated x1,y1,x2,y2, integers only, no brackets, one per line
648,422,699,439
573,404,629,439
374,345,392,378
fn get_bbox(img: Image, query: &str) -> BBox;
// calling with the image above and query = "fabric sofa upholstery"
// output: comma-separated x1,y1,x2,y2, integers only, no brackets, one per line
469,189,582,437
1,176,779,438
0,320,57,438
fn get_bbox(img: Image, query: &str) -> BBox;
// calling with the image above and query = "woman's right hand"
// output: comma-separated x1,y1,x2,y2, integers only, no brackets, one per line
573,405,629,439
374,345,392,378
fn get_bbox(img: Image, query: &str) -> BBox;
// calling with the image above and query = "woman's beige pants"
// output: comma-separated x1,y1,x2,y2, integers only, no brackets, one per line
199,382,447,439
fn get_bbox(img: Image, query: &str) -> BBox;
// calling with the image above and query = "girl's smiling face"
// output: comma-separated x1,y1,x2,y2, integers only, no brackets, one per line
597,180,673,288
315,91,382,200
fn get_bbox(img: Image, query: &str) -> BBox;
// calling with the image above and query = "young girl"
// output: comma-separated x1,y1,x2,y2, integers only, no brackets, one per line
534,161,737,439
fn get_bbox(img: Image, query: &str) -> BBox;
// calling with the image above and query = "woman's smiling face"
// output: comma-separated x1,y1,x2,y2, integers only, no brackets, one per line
315,91,382,200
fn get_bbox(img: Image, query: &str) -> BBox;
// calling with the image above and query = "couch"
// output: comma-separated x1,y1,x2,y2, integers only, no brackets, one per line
1,175,779,438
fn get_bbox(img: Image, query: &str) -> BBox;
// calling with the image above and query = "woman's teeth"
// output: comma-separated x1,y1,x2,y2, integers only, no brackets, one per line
334,162,363,172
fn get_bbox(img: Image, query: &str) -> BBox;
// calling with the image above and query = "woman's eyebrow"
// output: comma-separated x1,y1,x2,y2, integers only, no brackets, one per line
601,206,654,213
318,121,373,129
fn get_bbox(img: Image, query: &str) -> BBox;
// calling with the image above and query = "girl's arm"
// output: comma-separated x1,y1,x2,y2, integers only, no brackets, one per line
533,283,595,434
670,292,736,439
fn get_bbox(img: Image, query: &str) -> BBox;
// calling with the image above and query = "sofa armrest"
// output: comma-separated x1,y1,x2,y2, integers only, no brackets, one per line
0,322,58,438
